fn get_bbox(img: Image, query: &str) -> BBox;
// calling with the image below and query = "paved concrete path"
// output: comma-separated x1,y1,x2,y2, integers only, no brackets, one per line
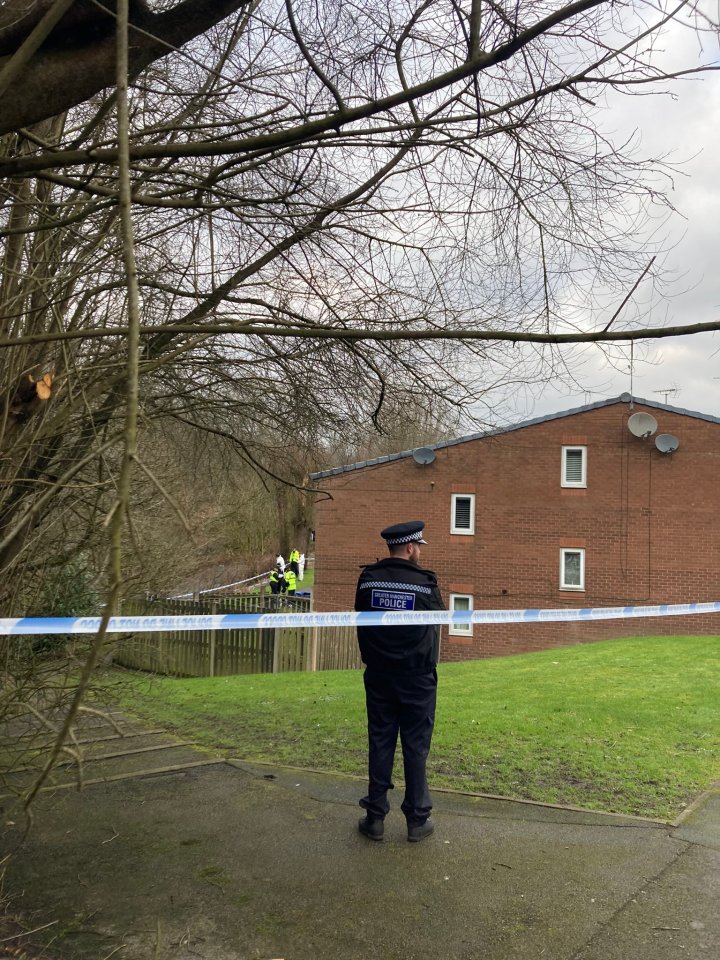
1,711,719,960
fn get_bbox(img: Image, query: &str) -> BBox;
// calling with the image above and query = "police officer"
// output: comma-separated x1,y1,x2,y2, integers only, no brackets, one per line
268,566,280,595
354,521,444,843
284,566,297,595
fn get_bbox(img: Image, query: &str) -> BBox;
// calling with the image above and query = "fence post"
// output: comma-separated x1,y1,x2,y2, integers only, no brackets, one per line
209,599,217,677
306,628,318,671
272,628,280,673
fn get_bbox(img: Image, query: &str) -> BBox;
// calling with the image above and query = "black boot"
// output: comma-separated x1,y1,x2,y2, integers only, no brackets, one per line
407,817,434,842
358,815,384,841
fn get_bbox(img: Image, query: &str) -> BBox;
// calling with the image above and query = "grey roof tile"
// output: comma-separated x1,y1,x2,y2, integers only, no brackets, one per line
309,395,720,481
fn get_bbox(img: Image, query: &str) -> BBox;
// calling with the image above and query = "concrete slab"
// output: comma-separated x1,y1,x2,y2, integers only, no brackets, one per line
1,743,213,795
671,790,720,851
0,711,159,743
3,760,713,960
574,843,720,959
232,759,666,828
8,732,194,770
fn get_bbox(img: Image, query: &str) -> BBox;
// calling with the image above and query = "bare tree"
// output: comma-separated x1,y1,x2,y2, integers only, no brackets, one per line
2,0,718,590
1,0,719,806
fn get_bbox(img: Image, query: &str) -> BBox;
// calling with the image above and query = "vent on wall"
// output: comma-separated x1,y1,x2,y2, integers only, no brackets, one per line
454,497,472,529
564,449,584,483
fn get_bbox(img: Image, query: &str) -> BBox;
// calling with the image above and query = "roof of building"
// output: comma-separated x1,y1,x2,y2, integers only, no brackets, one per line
309,394,720,480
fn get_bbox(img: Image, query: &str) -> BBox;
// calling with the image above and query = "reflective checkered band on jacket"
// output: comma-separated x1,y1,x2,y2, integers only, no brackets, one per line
385,532,424,544
359,581,433,594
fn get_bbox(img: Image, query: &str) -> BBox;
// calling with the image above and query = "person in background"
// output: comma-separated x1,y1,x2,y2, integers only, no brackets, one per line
354,521,444,844
298,553,306,581
288,548,300,576
269,566,283,595
276,553,285,572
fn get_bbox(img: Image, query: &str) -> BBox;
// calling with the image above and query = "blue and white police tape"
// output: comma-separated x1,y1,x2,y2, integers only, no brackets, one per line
170,569,273,599
2,600,720,635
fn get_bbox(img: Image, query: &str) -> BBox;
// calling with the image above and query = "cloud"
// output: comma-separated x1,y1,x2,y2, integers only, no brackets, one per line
505,14,720,422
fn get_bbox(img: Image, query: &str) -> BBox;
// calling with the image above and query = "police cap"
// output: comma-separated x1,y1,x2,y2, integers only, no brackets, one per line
380,521,428,546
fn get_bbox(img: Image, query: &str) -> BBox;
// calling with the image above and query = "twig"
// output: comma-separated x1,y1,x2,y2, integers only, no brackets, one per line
101,827,119,844
602,257,656,333
77,705,125,737
0,918,59,942
100,945,127,960
133,456,195,538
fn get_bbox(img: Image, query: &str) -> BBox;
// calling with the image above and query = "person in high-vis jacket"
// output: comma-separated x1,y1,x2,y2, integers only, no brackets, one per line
284,567,297,595
269,566,283,595
354,521,444,843
288,548,300,576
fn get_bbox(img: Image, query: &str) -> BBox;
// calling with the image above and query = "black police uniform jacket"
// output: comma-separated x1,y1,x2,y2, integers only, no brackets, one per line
355,557,445,674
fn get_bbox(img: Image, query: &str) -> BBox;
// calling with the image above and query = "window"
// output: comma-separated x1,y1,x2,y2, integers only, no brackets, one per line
451,494,475,534
561,446,587,488
560,549,585,590
449,593,473,636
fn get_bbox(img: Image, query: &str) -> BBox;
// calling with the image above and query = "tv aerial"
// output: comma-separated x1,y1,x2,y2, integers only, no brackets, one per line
655,434,680,454
412,447,436,465
628,412,658,439
653,387,679,405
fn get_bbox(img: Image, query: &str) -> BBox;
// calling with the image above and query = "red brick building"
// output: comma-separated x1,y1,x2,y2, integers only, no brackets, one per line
309,396,720,661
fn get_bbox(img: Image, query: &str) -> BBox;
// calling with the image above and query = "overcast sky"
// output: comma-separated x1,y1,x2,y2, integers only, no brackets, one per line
500,12,720,424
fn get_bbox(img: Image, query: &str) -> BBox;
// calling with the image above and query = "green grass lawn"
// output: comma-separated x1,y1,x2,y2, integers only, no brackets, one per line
101,635,720,820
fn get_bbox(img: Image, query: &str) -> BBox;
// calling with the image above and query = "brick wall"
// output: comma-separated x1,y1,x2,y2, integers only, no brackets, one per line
312,399,720,660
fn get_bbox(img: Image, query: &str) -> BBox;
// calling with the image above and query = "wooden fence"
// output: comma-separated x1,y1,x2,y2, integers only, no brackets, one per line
113,594,362,676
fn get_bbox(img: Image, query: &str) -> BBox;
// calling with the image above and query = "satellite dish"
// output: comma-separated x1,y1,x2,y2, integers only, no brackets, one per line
619,392,632,403
628,412,658,439
655,434,679,454
412,447,436,465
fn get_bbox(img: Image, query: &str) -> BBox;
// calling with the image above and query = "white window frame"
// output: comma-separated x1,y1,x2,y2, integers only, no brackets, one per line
561,446,587,488
449,593,473,636
560,548,585,591
451,493,475,535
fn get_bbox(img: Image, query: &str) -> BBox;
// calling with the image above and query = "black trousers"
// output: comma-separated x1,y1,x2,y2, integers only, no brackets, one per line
360,668,437,825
